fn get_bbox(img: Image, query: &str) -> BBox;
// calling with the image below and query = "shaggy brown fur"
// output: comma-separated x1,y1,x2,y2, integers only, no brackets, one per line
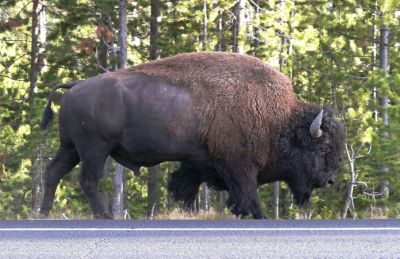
128,52,296,169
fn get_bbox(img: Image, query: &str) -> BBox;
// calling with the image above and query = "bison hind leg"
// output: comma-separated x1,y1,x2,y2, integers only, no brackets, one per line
40,142,80,217
168,163,202,209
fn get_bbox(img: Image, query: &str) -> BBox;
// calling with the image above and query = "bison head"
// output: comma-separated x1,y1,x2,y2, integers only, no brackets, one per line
276,107,345,206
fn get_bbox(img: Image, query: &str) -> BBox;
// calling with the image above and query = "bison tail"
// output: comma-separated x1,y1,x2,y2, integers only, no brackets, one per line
40,80,82,130
40,102,54,130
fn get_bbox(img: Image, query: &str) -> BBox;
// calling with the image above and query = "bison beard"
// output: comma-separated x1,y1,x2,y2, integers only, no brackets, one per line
39,52,345,219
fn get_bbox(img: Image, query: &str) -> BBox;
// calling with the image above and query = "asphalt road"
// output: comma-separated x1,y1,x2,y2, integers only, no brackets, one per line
0,220,399,258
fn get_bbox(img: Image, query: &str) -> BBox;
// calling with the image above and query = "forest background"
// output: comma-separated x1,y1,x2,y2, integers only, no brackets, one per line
1,0,400,220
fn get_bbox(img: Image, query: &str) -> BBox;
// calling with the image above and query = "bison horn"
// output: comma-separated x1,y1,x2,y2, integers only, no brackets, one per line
309,110,323,138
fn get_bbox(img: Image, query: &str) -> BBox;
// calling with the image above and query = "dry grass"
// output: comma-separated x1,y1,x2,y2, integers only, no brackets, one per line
28,205,400,220
154,208,237,220
28,208,237,220
362,205,400,219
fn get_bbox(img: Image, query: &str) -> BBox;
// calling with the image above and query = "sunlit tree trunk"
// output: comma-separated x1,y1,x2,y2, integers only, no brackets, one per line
28,0,40,106
31,0,46,214
215,0,226,211
202,0,207,51
147,166,159,218
379,25,389,134
112,0,128,221
215,0,224,52
253,0,260,57
372,1,378,122
147,0,161,218
150,0,160,60
378,22,390,197
231,0,246,53
200,0,210,212
118,0,127,69
113,163,125,219
272,0,287,220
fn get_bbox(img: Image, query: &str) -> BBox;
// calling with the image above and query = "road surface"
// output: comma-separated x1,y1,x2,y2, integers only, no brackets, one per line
0,220,399,258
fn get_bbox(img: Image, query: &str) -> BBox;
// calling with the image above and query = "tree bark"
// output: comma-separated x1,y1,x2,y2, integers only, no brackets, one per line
341,144,357,219
202,0,208,51
231,0,246,53
30,0,46,214
273,0,287,220
378,24,390,201
98,16,109,72
379,25,389,130
200,0,210,211
147,166,159,218
112,0,128,220
118,0,127,69
28,0,40,106
150,0,160,60
253,0,260,57
272,182,280,219
146,0,161,219
371,1,378,122
112,163,124,219
215,0,224,51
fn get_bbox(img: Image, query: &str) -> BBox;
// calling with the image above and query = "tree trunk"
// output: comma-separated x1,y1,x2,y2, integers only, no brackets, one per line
112,163,124,219
378,24,390,202
31,132,45,214
202,184,209,212
147,166,159,218
38,1,47,73
215,0,224,51
372,1,378,122
110,0,129,220
202,0,208,51
273,0,286,220
150,0,160,60
96,14,112,72
30,0,46,214
200,0,210,211
28,0,40,106
231,0,246,53
341,144,357,219
379,25,389,131
218,191,226,213
118,0,127,69
146,0,161,219
167,162,173,211
272,182,280,219
111,0,128,221
106,16,116,71
253,0,260,57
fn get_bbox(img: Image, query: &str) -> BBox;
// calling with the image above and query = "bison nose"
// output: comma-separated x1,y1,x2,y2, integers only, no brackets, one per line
326,179,334,187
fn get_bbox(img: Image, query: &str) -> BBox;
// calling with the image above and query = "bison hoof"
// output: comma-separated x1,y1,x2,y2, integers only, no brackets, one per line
228,202,251,217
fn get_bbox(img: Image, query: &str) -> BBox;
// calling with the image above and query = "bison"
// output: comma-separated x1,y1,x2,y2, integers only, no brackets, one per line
39,52,345,219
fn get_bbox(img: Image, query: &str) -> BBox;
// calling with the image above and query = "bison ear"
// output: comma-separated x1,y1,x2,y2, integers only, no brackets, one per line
309,110,323,138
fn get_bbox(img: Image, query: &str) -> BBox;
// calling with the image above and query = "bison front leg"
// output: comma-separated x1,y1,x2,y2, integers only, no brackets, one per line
79,148,113,219
223,167,265,219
